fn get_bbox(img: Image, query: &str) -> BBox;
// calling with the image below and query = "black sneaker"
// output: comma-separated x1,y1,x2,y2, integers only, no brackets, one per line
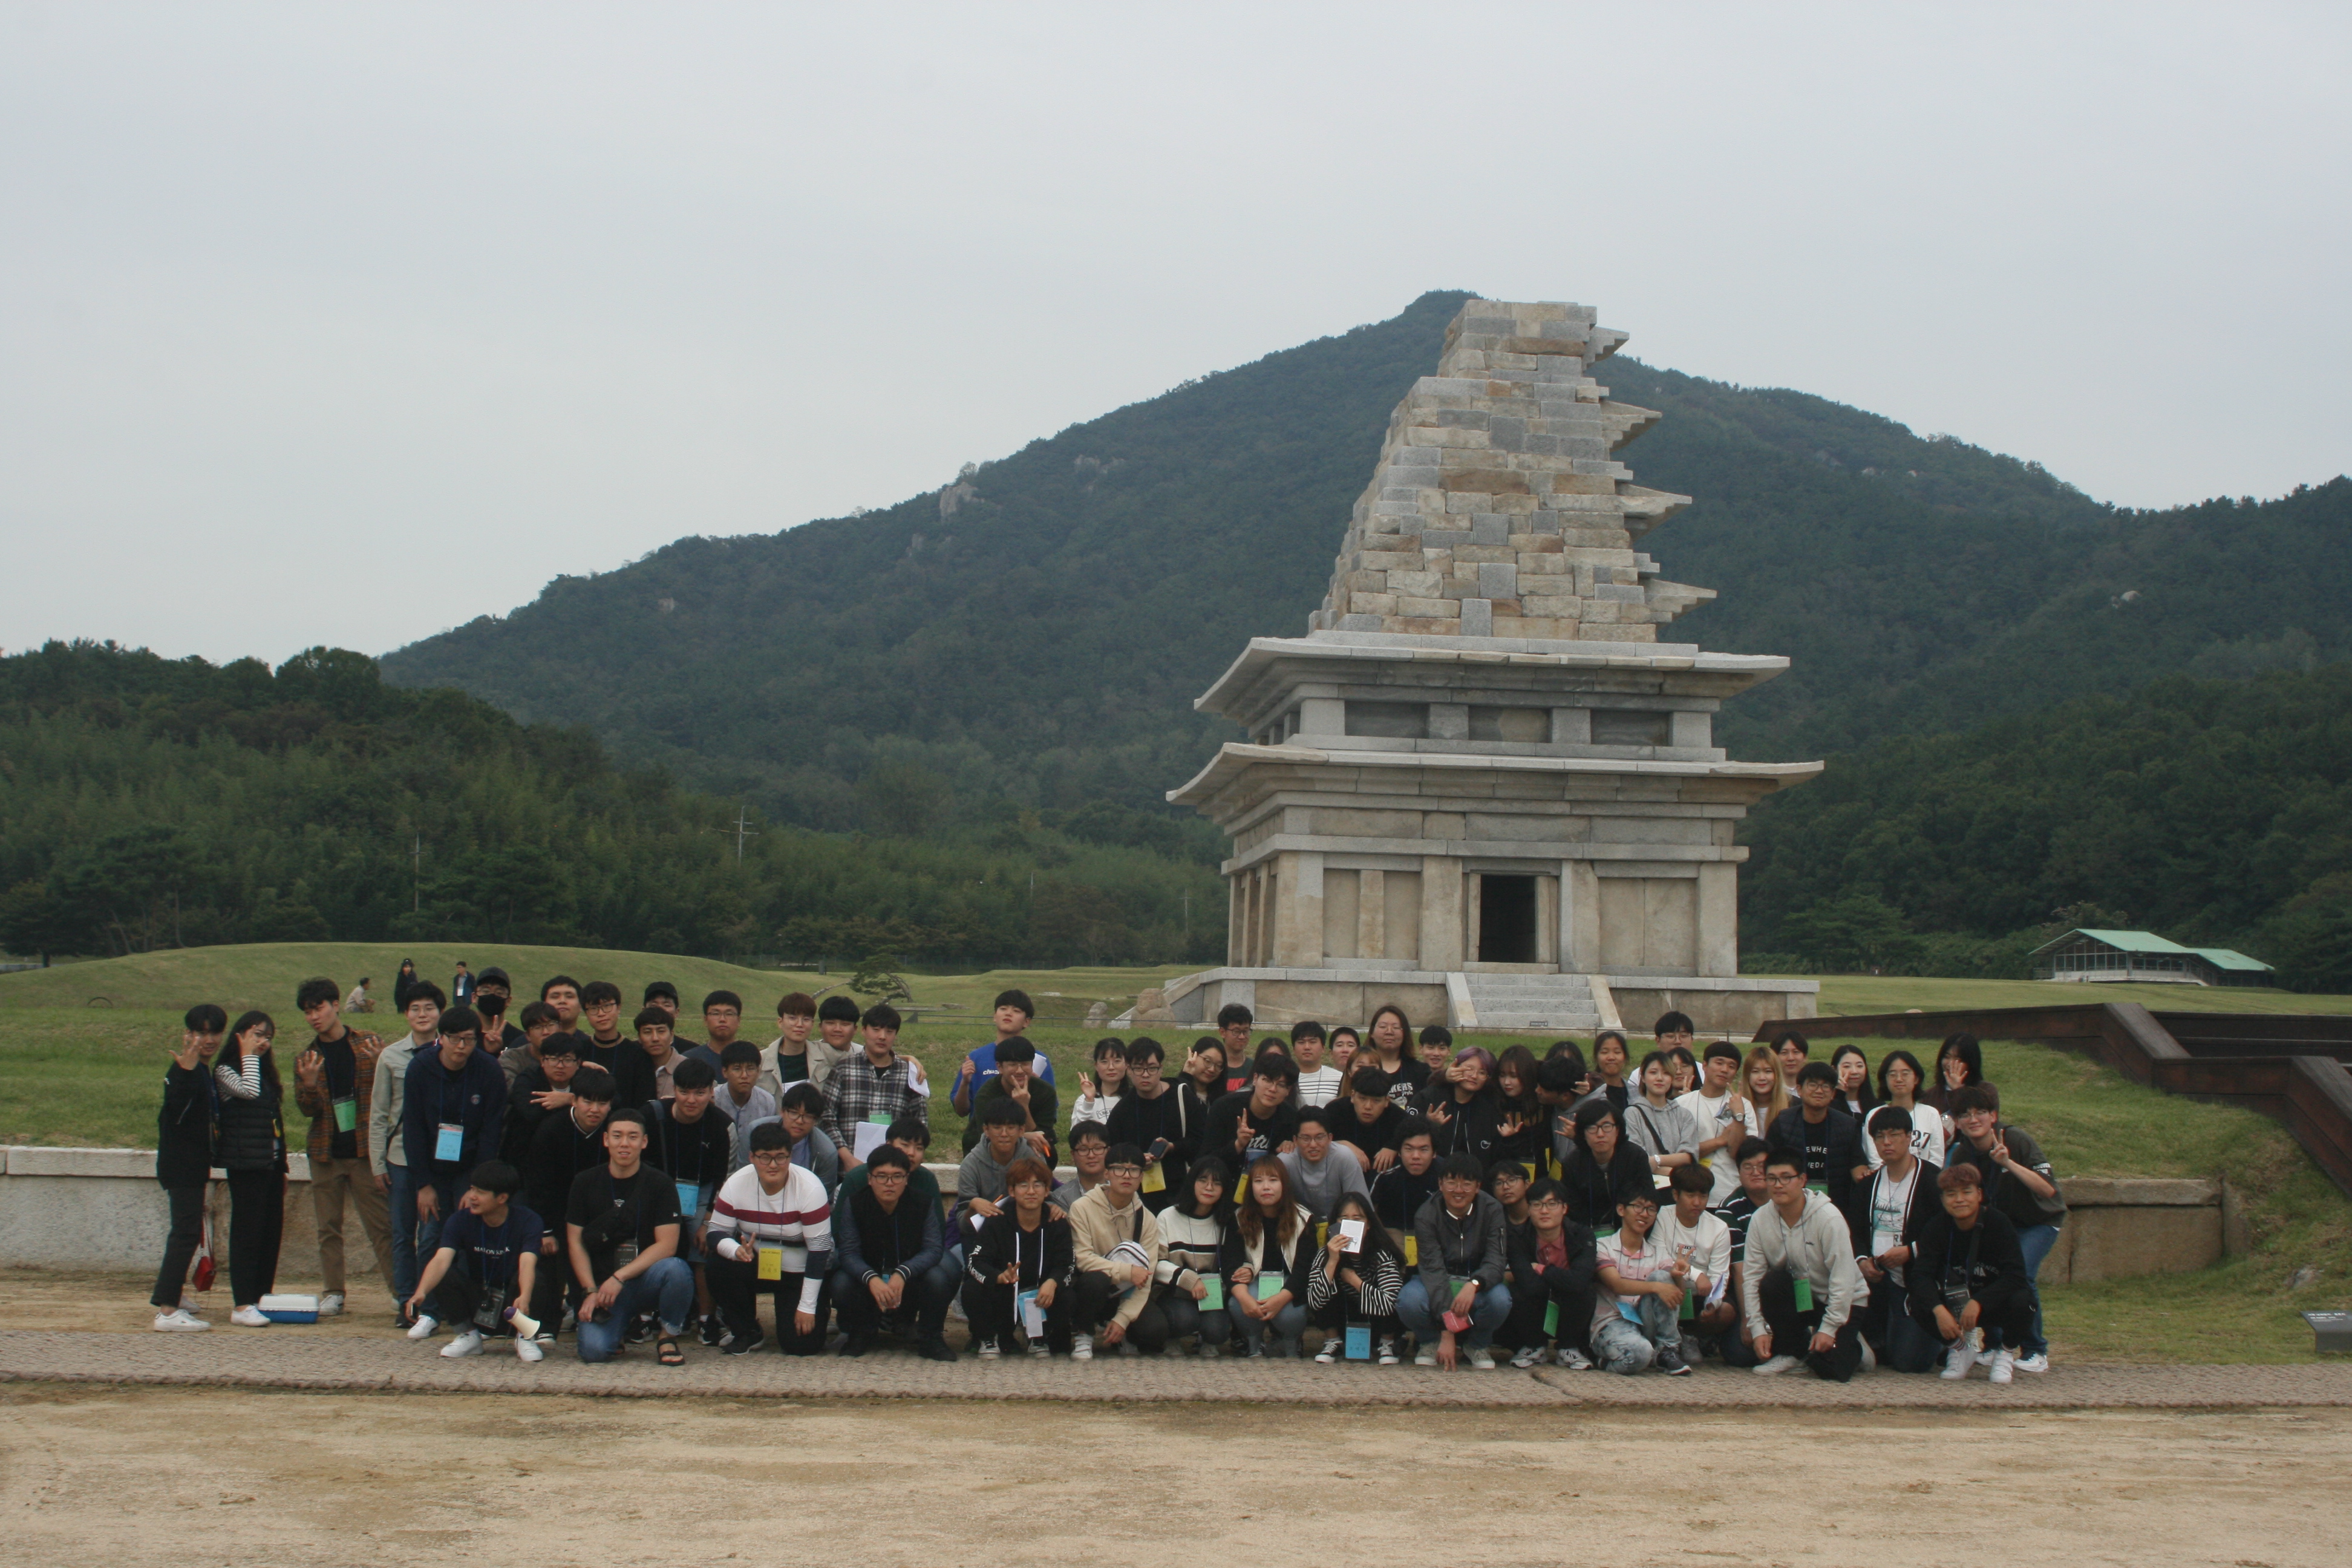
626,1313,656,1345
697,1315,724,1347
918,1336,958,1363
722,1332,765,1357
1656,1346,1691,1376
837,1332,874,1358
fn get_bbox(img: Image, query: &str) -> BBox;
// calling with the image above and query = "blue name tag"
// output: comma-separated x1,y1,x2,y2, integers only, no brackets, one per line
675,1181,702,1217
434,1122,463,1163
1345,1323,1371,1361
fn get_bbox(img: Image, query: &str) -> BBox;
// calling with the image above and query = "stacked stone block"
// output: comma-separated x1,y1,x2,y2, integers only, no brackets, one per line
1306,299,1714,644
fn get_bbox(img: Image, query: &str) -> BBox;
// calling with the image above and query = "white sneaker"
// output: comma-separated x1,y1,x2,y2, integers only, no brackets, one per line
1376,1337,1400,1367
1858,1339,1877,1373
1413,1348,1438,1368
1026,1337,1051,1359
513,1334,544,1363
229,1305,271,1327
2011,1351,2049,1374
405,1313,439,1341
1556,1345,1593,1370
152,1308,210,1332
1510,1344,1543,1368
1751,1354,1802,1376
317,1292,345,1317
440,1329,485,1359
976,1338,1002,1360
1468,1347,1497,1370
1941,1342,1973,1380
1070,1333,1094,1362
1315,1337,1341,1365
1988,1348,2016,1385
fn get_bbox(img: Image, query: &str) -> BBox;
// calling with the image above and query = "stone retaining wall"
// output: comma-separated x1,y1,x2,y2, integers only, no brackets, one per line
0,1147,2247,1284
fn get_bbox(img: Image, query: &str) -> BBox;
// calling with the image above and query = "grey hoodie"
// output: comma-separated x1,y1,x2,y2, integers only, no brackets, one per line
1739,1189,1867,1336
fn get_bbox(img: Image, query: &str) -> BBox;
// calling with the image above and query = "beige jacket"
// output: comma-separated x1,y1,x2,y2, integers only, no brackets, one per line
1067,1186,1165,1331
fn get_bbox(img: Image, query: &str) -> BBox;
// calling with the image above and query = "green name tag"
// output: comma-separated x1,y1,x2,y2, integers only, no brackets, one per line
1543,1301,1560,1336
1201,1276,1224,1311
332,1097,356,1133
1792,1276,1815,1313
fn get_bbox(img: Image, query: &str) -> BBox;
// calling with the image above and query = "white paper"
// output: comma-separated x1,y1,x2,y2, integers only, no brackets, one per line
1020,1292,1046,1337
1338,1218,1365,1253
853,1121,889,1160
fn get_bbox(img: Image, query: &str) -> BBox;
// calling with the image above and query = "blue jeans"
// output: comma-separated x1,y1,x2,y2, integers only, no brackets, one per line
2015,1221,2061,1357
1227,1296,1310,1356
385,1161,422,1303
1592,1293,1679,1375
1397,1276,1512,1352
575,1257,696,1363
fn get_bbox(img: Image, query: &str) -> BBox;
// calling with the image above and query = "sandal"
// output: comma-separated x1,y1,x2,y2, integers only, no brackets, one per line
657,1333,684,1367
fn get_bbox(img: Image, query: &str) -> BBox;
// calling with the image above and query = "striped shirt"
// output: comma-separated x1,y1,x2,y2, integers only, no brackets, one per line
706,1164,832,1312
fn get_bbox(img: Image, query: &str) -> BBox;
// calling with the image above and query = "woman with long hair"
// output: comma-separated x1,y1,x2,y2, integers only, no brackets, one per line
1367,1004,1418,1107
1227,1155,1315,1357
1742,1045,1790,1128
1492,1044,1546,1166
213,1010,287,1326
1070,1037,1128,1128
1869,1048,1947,1167
1160,1157,1235,1356
392,959,420,1013
1305,1190,1406,1365
1557,1100,1653,1230
1624,1050,1703,1186
1422,1044,1503,1165
1831,1044,1877,1121
1933,1033,1989,1105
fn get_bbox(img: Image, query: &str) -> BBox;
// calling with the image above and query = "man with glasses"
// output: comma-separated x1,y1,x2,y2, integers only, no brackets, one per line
1279,1107,1369,1223
831,1145,955,1361
1066,1143,1172,1359
1104,1037,1194,1214
1741,1146,1867,1379
705,1120,832,1356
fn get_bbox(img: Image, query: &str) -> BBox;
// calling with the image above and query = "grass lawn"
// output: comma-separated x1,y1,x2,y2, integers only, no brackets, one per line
7,944,2348,1361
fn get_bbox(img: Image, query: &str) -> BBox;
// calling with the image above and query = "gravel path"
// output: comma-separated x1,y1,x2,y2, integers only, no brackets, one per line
7,1327,2348,1409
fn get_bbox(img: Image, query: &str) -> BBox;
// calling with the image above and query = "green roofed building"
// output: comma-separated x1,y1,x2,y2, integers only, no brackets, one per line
2029,929,2276,988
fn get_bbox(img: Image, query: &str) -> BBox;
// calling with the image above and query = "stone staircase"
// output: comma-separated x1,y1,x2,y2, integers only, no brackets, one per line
1448,972,1605,1034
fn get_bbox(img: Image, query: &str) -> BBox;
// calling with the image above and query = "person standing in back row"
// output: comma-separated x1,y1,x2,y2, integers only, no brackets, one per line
214,1011,289,1328
292,976,397,1318
370,981,445,1313
151,1004,227,1331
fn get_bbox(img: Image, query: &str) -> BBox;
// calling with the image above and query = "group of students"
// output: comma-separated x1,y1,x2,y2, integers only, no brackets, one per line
148,977,2064,1383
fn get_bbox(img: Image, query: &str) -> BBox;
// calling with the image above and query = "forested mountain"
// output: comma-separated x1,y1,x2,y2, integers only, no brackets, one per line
382,294,2352,826
0,642,1220,967
1739,666,2352,990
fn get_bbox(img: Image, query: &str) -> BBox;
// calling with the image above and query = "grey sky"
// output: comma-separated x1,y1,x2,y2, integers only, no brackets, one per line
4,3,2346,667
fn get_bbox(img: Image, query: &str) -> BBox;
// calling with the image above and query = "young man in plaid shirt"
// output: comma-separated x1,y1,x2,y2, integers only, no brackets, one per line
822,1004,926,1170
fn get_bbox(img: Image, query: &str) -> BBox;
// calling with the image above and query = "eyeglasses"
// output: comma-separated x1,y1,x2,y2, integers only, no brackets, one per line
1764,1171,1805,1184
750,1151,792,1165
1106,1165,1144,1177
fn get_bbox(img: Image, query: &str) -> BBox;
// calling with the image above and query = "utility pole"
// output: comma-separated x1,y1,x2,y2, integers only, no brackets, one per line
730,803,757,864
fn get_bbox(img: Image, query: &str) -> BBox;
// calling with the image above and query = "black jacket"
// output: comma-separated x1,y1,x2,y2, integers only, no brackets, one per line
1106,1085,1200,1209
1558,1143,1653,1230
1368,1163,1442,1235
1906,1207,2030,1328
1845,1158,1943,1266
964,1210,1075,1292
1421,1091,1503,1166
527,1108,611,1224
1511,1215,1599,1299
213,1062,285,1174
155,1062,215,1187
1206,1089,1300,1171
1768,1105,1866,1207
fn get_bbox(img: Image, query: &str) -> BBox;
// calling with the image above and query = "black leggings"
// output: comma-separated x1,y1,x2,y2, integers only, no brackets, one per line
151,1184,207,1308
225,1169,284,1307
961,1276,1073,1350
1071,1272,1170,1352
707,1255,830,1354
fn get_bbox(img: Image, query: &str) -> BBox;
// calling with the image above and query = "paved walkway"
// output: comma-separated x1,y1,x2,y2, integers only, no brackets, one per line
4,1329,2348,1409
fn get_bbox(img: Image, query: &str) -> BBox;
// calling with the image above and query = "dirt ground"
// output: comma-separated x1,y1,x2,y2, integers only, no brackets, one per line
0,1382,2344,1568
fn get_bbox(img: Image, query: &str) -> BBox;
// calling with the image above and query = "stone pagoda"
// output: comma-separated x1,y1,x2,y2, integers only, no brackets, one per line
1155,298,1821,1037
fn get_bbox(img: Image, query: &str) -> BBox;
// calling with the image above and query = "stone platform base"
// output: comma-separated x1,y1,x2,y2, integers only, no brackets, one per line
1157,967,1816,1036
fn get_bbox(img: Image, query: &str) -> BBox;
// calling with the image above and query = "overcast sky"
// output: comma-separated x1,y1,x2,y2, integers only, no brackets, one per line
4,3,2347,667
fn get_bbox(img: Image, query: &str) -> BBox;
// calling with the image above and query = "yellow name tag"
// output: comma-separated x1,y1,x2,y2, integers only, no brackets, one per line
757,1244,783,1281
1142,1163,1166,1194
1403,1235,1418,1266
